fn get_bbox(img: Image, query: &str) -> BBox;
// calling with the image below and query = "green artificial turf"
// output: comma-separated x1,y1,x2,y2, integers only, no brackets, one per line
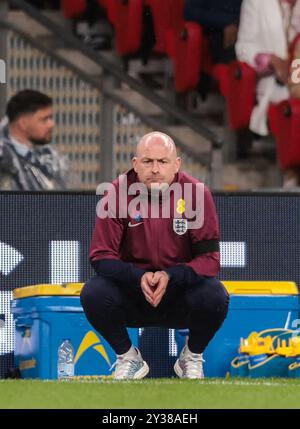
1,378,300,409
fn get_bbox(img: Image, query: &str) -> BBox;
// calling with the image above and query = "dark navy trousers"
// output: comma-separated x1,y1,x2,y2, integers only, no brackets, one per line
80,274,230,355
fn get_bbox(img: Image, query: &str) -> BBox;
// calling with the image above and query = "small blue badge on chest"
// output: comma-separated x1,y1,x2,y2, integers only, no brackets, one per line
173,218,188,235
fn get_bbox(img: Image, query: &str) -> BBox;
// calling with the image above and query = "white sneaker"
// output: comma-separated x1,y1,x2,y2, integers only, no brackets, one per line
174,345,205,379
110,347,149,380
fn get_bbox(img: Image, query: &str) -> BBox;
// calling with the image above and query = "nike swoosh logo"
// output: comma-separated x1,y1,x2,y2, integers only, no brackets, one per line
128,222,143,227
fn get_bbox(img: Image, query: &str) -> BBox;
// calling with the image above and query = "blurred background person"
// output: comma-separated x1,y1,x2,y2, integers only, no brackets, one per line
184,0,242,99
284,31,300,187
184,0,243,64
0,89,67,190
236,0,300,136
235,0,300,187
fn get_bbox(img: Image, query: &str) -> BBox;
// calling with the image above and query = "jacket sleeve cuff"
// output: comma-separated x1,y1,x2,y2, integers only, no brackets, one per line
91,259,146,288
165,265,201,286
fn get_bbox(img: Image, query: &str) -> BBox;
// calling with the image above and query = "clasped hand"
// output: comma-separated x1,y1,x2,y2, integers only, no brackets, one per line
140,271,170,308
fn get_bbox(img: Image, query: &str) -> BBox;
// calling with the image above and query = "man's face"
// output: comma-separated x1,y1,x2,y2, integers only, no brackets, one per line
22,106,55,145
132,136,181,189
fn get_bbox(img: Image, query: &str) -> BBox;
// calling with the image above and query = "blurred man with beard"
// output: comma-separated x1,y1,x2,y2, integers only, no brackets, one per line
0,89,66,190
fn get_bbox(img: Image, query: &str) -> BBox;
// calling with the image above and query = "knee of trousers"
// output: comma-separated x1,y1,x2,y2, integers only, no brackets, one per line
186,277,230,318
80,275,123,313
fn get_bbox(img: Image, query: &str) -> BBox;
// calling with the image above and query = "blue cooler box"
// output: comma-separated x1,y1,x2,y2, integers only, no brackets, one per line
203,281,299,377
12,283,138,380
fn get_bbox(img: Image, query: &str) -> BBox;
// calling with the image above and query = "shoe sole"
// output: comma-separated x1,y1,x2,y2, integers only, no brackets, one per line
133,361,150,379
174,359,183,378
174,359,204,379
115,361,150,380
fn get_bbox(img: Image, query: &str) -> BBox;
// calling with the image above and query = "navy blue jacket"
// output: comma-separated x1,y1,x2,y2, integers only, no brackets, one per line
184,0,242,29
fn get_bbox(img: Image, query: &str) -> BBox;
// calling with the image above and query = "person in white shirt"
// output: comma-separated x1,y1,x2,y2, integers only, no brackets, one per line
236,0,300,187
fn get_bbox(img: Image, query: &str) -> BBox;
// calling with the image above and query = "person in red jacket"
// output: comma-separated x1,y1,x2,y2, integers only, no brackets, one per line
81,131,229,379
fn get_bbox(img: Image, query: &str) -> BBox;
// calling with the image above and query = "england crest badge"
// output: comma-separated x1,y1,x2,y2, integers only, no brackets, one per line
173,218,188,235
